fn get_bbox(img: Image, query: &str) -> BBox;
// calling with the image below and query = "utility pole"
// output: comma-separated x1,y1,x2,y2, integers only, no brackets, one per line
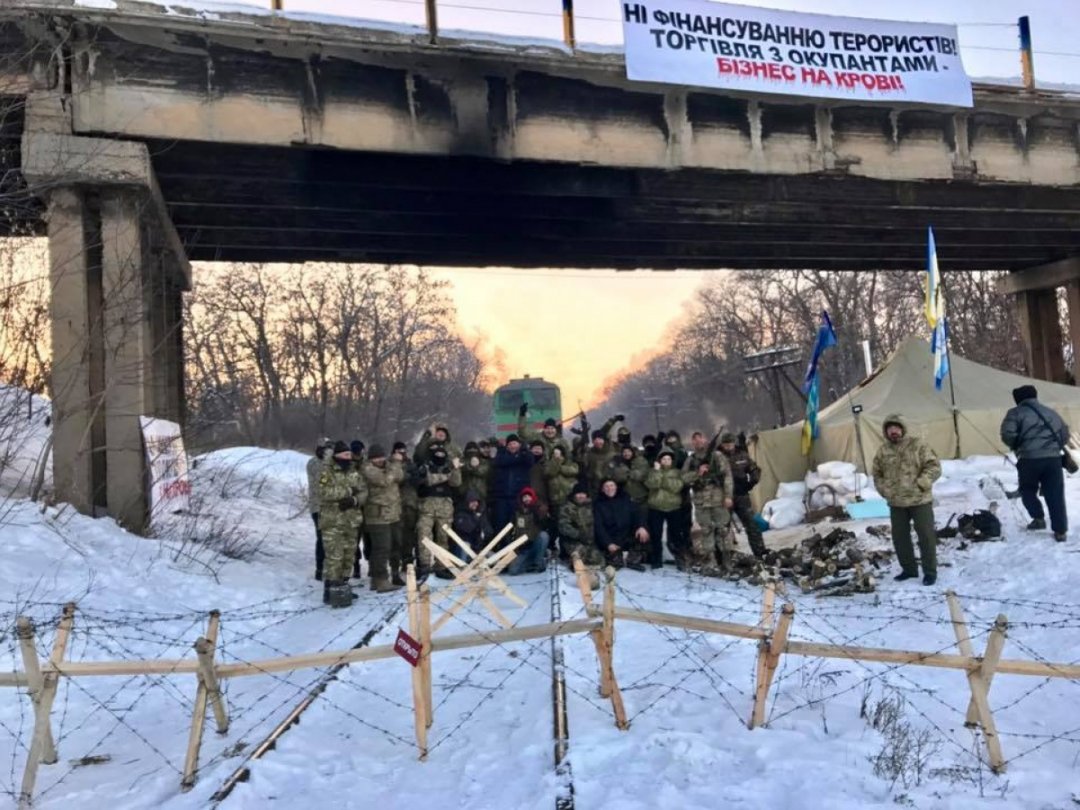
637,396,668,434
744,346,804,427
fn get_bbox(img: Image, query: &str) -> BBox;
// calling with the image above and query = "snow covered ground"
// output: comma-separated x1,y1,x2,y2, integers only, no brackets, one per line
2,414,1080,808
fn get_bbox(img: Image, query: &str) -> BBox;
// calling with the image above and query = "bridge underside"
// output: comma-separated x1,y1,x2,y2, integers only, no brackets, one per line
152,140,1080,271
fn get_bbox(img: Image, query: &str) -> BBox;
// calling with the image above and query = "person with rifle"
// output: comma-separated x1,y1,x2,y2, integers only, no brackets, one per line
718,433,767,559
517,402,571,456
580,413,626,497
683,432,735,575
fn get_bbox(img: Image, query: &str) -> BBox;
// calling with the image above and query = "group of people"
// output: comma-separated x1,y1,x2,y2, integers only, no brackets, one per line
307,408,766,607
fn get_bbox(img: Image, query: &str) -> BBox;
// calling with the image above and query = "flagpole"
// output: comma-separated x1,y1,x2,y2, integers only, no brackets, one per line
939,276,962,459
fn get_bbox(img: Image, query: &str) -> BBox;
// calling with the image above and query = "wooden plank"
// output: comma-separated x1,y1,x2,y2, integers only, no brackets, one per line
749,584,778,729
39,603,75,764
181,611,222,791
945,591,983,728
602,568,629,730
419,585,433,729
407,566,429,760
972,615,1009,773
16,618,47,810
587,605,768,641
572,555,595,606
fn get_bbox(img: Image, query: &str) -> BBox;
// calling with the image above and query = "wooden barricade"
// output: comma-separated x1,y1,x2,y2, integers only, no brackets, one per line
10,578,1080,803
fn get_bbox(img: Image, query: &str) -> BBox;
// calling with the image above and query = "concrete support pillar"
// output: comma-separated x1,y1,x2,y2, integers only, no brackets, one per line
100,190,154,533
1016,288,1068,383
1067,281,1080,385
46,188,99,514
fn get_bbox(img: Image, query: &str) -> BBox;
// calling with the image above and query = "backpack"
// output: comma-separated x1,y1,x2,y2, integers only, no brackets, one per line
957,510,1002,541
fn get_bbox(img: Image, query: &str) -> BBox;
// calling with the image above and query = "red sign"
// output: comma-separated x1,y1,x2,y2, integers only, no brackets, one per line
394,629,422,667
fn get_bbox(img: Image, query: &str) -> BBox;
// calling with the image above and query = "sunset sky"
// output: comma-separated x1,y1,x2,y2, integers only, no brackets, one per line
426,268,724,409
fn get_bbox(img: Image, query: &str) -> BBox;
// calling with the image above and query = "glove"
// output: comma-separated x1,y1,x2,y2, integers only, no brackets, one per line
519,402,529,417
337,496,356,510
614,413,625,422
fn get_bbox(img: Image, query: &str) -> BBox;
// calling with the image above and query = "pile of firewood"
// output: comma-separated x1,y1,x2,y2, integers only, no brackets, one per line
726,527,894,596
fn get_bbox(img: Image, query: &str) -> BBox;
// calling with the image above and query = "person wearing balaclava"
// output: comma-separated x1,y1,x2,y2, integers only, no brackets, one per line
318,441,369,607
1002,385,1072,542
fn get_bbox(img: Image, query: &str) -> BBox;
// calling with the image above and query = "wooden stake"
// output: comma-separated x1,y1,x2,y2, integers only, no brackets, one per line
182,610,223,791
406,565,429,760
442,524,527,608
601,567,629,730
749,584,777,729
39,603,75,764
750,603,795,729
16,617,48,810
572,554,594,606
967,613,1015,773
419,584,433,729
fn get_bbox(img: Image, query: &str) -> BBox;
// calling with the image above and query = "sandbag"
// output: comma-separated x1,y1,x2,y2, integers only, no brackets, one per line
775,481,807,500
816,461,858,480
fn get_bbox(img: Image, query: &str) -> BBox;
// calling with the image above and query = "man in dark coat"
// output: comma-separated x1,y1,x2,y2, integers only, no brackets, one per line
1001,385,1071,541
452,490,495,557
491,434,535,533
593,478,649,570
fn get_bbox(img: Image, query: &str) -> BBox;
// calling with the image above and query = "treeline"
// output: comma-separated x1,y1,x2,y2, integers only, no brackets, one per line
595,269,1032,436
186,263,493,448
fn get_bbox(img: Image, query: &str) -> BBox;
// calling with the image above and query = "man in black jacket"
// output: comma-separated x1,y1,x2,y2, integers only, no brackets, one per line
1001,385,1071,541
452,491,495,557
594,478,649,570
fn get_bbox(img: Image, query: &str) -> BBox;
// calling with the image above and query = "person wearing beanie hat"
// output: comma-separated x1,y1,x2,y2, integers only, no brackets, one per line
527,439,552,510
460,441,491,502
317,441,369,606
393,441,420,575
872,415,942,585
616,425,633,448
544,445,580,552
491,434,535,533
583,415,626,498
645,448,690,569
718,433,766,559
413,423,462,466
683,436,735,576
452,490,494,556
508,487,551,575
361,445,405,592
1002,386,1071,541
558,482,604,567
307,441,332,580
516,405,570,457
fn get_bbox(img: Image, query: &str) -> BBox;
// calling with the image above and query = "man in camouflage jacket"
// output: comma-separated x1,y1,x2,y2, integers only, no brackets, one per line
871,414,942,586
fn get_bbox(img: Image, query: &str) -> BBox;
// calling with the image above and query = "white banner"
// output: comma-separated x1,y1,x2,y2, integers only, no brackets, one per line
622,1,972,107
140,416,191,525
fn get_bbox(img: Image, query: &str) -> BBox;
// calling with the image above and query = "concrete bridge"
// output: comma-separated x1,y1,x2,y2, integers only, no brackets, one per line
2,0,1080,531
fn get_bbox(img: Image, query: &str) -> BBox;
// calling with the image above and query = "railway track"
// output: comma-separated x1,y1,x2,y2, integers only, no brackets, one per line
550,563,575,810
209,603,404,804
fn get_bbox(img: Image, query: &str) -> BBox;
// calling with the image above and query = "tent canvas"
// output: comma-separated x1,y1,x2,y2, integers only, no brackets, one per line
751,336,1080,509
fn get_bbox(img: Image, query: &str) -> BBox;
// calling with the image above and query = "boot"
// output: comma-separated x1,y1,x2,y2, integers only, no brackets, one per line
372,578,404,594
322,581,331,605
1027,518,1047,530
1055,532,1068,542
391,566,406,587
922,573,937,586
894,571,918,582
327,580,354,608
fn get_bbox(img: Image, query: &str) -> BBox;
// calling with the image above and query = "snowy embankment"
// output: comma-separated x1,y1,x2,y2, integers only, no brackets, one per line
1,403,1079,807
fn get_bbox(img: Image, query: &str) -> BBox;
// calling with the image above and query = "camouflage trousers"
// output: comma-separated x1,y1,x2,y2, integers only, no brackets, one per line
322,525,358,582
692,504,732,573
366,522,402,584
417,497,455,572
565,541,604,568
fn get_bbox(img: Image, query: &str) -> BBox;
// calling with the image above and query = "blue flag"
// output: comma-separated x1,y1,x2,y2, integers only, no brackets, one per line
926,228,950,390
803,311,838,393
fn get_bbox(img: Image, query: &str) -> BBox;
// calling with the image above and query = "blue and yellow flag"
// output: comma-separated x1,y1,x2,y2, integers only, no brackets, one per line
926,227,950,390
801,311,836,456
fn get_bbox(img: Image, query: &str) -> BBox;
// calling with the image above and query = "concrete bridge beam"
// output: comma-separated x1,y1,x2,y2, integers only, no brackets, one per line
1001,257,1080,384
23,117,189,534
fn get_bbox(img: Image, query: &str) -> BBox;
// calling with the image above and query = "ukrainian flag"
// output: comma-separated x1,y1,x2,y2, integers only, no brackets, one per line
926,227,950,390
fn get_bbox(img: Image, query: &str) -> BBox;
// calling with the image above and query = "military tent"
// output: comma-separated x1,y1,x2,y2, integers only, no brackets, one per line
751,336,1080,508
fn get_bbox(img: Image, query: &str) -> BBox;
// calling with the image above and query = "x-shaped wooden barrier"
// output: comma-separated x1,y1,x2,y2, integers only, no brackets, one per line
422,523,529,633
